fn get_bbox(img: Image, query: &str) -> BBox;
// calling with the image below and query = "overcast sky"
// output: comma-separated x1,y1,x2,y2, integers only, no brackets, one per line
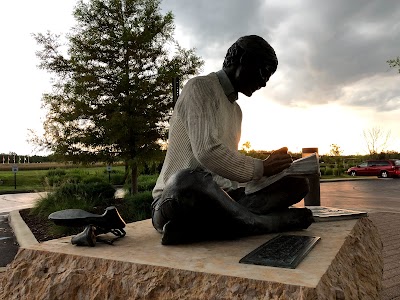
162,0,400,109
0,0,399,156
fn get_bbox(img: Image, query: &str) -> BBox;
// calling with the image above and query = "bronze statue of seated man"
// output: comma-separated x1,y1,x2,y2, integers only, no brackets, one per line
151,35,314,245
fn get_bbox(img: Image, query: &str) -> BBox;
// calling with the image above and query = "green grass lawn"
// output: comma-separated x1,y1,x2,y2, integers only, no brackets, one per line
0,164,354,194
0,169,46,192
0,166,126,193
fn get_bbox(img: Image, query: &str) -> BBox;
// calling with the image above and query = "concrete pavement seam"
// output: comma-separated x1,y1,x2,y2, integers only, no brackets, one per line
8,210,38,248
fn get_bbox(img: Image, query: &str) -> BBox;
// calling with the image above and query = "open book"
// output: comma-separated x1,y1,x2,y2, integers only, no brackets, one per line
245,153,320,194
307,206,368,222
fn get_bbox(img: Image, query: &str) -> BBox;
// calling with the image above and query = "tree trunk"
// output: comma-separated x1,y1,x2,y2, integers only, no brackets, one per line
131,163,138,195
124,162,129,183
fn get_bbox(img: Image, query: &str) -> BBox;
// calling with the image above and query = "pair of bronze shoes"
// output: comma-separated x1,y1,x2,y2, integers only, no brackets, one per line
48,206,126,247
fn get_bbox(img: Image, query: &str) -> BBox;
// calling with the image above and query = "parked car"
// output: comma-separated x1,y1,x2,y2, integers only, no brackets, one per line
347,159,400,178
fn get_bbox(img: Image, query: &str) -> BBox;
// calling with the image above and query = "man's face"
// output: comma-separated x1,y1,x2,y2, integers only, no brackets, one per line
234,55,273,97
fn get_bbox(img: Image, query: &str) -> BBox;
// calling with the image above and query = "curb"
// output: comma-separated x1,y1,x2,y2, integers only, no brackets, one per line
8,210,38,248
320,177,380,183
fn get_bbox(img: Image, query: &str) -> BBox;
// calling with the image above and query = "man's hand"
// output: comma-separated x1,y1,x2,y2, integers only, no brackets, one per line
263,147,293,177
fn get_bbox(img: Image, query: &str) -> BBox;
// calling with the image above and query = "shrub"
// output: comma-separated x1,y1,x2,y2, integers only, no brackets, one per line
110,173,125,185
43,175,62,187
30,174,156,237
137,174,158,192
43,168,67,187
332,168,345,176
123,191,154,223
103,169,126,185
46,169,67,177
43,169,84,188
336,167,345,176
30,181,117,236
82,176,106,184
31,182,116,218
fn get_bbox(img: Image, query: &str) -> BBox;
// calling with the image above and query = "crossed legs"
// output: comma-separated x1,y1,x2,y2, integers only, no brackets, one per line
152,169,313,244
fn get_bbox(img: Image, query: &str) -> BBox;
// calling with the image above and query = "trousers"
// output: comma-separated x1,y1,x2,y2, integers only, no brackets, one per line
151,169,312,244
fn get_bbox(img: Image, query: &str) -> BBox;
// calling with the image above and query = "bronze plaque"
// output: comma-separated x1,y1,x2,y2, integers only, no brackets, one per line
239,235,320,269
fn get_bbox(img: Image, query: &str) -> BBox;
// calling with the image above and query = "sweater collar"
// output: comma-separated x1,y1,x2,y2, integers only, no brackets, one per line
216,69,238,103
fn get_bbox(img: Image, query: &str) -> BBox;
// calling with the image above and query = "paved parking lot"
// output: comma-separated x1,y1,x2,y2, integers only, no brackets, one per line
0,213,19,269
0,192,45,268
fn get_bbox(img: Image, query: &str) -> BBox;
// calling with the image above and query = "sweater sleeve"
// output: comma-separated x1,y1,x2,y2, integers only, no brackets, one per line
178,77,263,183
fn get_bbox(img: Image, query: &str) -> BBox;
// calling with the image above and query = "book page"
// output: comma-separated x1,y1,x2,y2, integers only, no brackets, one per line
307,206,368,222
245,153,320,194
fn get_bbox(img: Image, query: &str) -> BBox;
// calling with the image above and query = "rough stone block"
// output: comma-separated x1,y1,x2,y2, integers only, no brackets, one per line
1,217,382,299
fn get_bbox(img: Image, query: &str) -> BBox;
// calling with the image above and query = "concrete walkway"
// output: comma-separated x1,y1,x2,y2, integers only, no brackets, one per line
0,192,46,214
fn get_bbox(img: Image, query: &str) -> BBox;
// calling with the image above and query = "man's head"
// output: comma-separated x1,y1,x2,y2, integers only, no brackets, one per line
223,35,278,97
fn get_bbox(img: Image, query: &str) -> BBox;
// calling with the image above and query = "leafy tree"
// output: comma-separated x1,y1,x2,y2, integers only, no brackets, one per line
387,57,400,73
329,144,343,156
241,141,252,152
31,0,203,194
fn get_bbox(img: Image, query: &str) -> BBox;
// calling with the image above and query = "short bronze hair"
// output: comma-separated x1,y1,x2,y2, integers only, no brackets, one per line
223,35,278,74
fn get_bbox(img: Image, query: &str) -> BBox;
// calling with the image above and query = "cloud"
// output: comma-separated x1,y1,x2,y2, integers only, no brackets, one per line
340,75,400,111
161,0,400,111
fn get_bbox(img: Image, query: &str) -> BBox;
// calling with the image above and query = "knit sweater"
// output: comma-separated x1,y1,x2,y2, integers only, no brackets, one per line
152,72,264,199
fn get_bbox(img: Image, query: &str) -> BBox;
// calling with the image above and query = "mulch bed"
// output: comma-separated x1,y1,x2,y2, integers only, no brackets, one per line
19,209,73,242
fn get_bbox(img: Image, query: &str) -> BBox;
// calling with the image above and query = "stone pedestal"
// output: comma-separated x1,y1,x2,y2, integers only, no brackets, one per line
1,217,382,299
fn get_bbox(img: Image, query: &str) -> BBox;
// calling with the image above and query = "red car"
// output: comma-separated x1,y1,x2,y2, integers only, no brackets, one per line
347,159,400,178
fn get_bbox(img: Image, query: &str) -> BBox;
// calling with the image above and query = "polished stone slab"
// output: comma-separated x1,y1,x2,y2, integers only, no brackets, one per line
239,234,320,269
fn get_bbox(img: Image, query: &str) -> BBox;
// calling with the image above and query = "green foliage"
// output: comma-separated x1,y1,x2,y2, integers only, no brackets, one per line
241,141,252,152
387,57,400,73
323,167,334,176
31,181,116,218
123,191,154,222
41,166,128,188
0,170,43,192
43,169,83,187
123,173,157,192
29,172,156,236
0,165,133,193
46,169,67,177
141,161,163,175
329,144,343,156
241,150,270,160
241,150,303,161
32,0,203,193
137,174,158,192
332,168,340,176
31,175,157,218
30,181,116,235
